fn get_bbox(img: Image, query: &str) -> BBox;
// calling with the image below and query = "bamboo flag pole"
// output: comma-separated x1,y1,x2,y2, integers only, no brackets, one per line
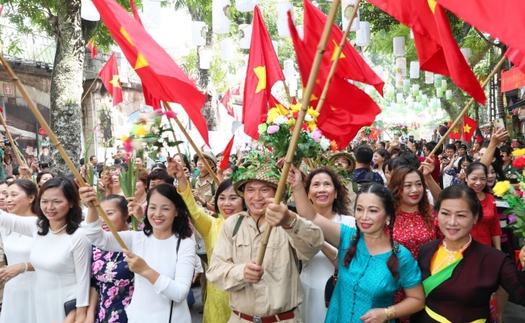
160,101,183,158
256,0,342,265
81,76,100,103
426,55,507,159
315,0,362,113
0,54,128,250
162,101,221,186
0,113,25,167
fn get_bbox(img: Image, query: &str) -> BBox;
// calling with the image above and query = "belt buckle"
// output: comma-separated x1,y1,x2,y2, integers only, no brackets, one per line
253,316,263,323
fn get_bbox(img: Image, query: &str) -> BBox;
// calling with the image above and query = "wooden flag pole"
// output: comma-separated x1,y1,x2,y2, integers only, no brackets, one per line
81,75,100,103
0,113,26,167
163,102,220,186
426,55,507,159
0,54,128,250
315,0,362,113
257,0,342,265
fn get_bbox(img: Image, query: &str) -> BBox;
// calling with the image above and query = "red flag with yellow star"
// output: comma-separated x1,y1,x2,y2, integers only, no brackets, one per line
462,115,478,142
303,0,384,95
220,89,235,117
506,47,525,75
91,0,208,144
99,53,123,106
219,135,235,170
242,6,286,139
288,12,381,148
87,39,97,60
449,125,462,140
368,0,486,105
370,128,381,140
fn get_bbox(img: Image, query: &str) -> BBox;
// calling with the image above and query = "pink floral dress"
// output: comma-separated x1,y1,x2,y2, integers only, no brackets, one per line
91,246,135,323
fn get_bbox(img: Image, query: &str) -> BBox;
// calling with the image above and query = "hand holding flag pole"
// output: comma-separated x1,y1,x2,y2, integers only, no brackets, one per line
315,0,362,113
162,102,220,186
256,0,343,266
425,55,507,159
0,53,129,250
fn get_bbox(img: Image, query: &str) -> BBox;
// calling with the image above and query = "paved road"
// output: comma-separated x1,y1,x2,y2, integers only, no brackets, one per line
189,286,525,323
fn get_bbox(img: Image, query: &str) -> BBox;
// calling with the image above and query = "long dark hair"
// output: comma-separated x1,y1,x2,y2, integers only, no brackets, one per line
465,162,490,193
343,183,399,281
8,179,38,215
143,184,193,238
36,177,82,236
305,167,349,216
434,184,483,222
213,179,245,214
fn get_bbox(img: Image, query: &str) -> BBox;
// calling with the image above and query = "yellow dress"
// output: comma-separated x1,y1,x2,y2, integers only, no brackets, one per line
178,185,231,323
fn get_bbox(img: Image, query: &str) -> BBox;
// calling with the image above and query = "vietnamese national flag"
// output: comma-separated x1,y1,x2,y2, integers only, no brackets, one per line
242,6,286,139
220,89,235,117
506,47,525,75
436,0,525,56
91,0,209,145
99,53,123,106
368,0,486,105
370,128,381,140
462,115,478,142
288,12,381,148
448,125,462,140
87,39,97,60
302,0,384,95
219,135,235,170
231,86,241,95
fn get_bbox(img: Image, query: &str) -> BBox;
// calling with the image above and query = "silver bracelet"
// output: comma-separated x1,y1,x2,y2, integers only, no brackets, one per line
331,251,339,262
23,262,28,273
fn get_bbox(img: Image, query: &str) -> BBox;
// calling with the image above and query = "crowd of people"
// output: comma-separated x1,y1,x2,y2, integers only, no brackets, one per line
0,127,522,323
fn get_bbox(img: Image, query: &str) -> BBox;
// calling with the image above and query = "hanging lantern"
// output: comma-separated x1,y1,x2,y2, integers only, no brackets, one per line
212,0,231,34
220,38,234,61
409,61,420,79
239,24,252,49
395,57,406,76
461,48,471,65
436,87,443,98
191,21,207,46
296,25,304,40
199,48,212,69
81,0,100,21
434,74,442,88
342,0,360,32
236,0,258,12
143,0,162,28
441,79,447,88
272,41,279,55
395,73,404,88
446,90,453,100
412,84,420,96
276,3,294,38
356,21,371,46
288,76,298,96
283,59,295,79
422,95,428,106
397,93,404,104
393,36,405,57
425,71,434,84
403,79,410,93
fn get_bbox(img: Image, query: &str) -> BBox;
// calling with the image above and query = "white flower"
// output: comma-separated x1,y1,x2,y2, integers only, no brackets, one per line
273,115,288,125
131,138,144,150
304,114,313,122
320,138,331,150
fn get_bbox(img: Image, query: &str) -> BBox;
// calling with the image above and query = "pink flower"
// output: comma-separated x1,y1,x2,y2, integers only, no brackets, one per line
311,128,322,142
99,308,105,321
267,125,280,134
104,298,112,309
108,311,120,323
107,286,119,298
123,296,132,307
115,279,130,287
93,249,102,261
164,110,177,119
123,137,133,153
92,260,104,274
103,252,114,261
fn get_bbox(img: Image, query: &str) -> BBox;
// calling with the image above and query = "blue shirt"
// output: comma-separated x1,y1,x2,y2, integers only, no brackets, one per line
352,168,384,185
325,224,422,323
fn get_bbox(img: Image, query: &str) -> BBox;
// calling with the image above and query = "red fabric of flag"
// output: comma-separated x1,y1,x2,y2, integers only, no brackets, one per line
462,115,478,142
87,39,97,60
288,12,380,148
436,0,525,56
368,0,486,105
221,89,235,117
99,53,123,106
370,128,381,140
219,135,235,170
302,0,384,95
448,125,462,140
92,0,208,144
242,6,286,139
506,47,525,75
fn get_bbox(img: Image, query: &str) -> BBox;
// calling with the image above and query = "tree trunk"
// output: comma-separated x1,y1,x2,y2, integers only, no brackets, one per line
49,0,87,175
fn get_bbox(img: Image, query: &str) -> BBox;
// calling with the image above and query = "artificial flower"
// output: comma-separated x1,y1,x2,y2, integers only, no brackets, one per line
123,137,133,153
320,138,330,151
131,138,144,150
307,107,319,119
267,108,281,123
132,125,149,137
267,125,280,134
513,156,525,169
493,180,511,197
304,114,313,122
260,114,268,123
258,123,268,134
164,111,177,119
311,128,322,142
512,148,525,157
273,115,288,125
290,104,301,113
307,121,317,131
286,118,296,126
330,140,338,152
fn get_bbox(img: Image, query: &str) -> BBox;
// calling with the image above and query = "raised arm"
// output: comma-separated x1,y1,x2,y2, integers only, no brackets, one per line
481,127,508,168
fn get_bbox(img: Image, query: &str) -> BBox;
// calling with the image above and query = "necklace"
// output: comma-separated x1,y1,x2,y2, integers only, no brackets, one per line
199,173,209,179
50,223,68,235
431,235,472,275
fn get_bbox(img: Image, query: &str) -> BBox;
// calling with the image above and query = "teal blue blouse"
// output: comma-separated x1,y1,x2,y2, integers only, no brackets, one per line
325,224,422,323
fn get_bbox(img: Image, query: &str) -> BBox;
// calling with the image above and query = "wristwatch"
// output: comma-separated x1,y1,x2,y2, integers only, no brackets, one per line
284,214,298,230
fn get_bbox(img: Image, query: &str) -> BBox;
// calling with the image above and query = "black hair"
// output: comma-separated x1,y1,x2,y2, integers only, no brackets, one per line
305,167,349,216
147,169,174,190
175,153,193,174
344,183,399,281
89,155,97,161
499,145,512,156
445,144,457,152
373,149,391,169
354,145,374,164
101,194,130,223
457,156,473,168
152,162,167,170
36,171,54,186
8,179,38,214
143,184,193,238
36,177,82,236
425,141,442,156
213,179,245,214
434,184,483,223
465,162,490,193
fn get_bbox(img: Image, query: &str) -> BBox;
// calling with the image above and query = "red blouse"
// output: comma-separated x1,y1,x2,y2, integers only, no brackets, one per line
393,210,439,260
471,193,502,247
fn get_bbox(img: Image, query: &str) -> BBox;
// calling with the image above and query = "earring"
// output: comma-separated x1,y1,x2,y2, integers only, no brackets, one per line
386,220,390,226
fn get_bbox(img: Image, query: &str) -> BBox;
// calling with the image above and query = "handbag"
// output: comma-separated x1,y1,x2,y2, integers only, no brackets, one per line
324,268,338,308
64,299,76,316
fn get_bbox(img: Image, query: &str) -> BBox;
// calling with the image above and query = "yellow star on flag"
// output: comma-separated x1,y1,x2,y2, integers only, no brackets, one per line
120,27,149,70
464,123,472,133
452,127,459,133
253,66,267,93
109,75,121,88
427,0,437,13
330,40,346,61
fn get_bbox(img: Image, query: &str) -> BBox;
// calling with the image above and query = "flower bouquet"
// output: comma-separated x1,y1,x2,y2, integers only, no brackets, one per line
387,124,409,137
